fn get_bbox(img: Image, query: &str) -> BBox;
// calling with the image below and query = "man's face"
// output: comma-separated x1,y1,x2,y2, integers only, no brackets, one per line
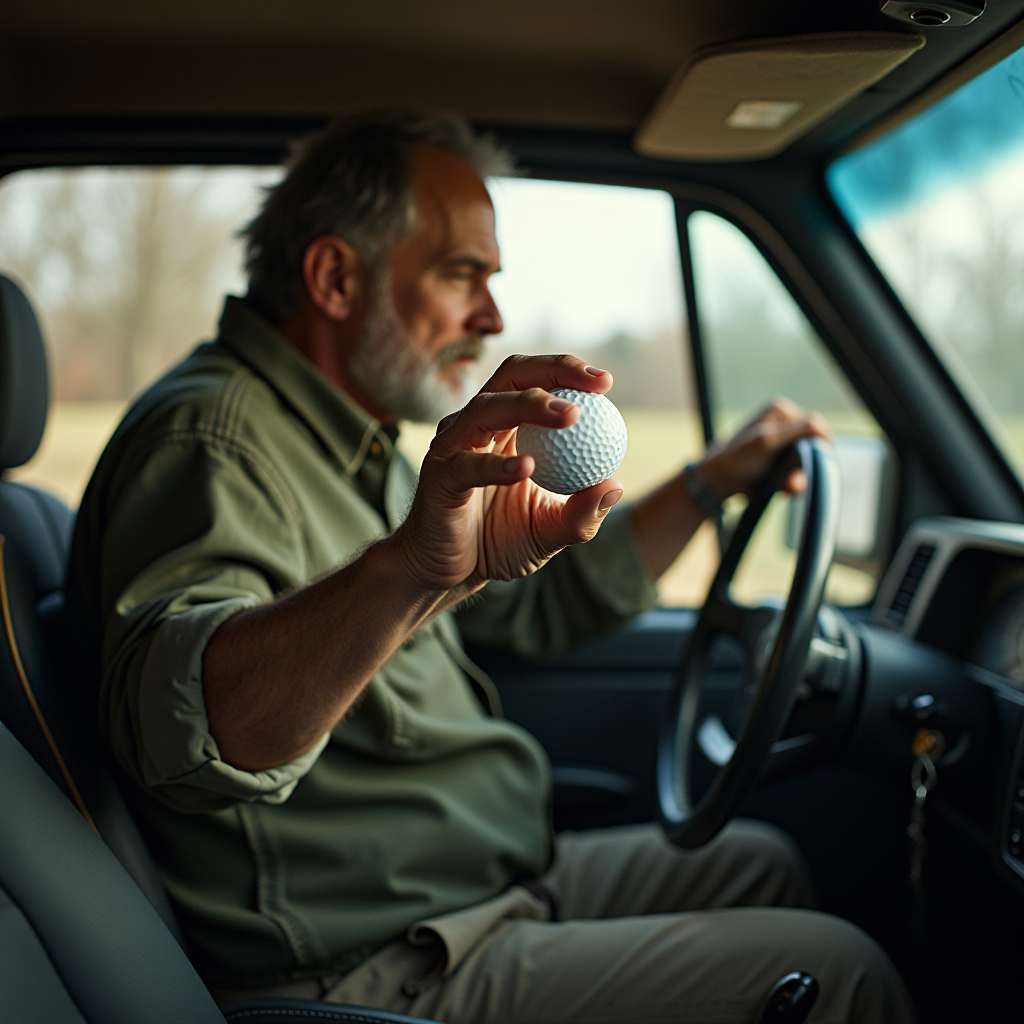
347,145,503,423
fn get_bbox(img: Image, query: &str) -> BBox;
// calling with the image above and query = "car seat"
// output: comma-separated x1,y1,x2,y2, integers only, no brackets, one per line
0,273,439,1023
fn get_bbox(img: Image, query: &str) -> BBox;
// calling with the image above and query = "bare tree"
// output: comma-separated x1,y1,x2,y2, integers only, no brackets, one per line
942,184,1024,414
0,168,270,400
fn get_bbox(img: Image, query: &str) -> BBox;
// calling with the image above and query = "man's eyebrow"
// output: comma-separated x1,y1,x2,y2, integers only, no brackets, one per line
441,254,499,272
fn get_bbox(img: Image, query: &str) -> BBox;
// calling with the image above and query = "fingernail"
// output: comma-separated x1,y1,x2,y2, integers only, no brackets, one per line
584,365,608,376
503,457,520,474
598,489,623,511
549,397,576,413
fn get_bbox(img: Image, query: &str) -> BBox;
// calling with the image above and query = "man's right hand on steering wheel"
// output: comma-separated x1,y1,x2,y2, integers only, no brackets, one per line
692,397,832,507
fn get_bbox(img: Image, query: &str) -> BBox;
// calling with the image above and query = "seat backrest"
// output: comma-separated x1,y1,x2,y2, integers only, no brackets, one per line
0,273,183,943
0,720,225,1024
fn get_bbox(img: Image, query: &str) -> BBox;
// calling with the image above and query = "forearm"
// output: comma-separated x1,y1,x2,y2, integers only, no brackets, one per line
629,472,708,580
203,535,467,771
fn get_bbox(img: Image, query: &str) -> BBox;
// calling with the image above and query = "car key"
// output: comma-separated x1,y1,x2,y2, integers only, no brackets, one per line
908,727,943,929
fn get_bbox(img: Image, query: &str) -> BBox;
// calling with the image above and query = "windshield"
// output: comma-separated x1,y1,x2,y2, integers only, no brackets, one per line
828,43,1024,478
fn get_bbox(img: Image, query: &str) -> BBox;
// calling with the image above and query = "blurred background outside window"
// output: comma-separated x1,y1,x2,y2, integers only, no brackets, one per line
689,211,883,607
829,42,1024,480
1,171,715,605
0,166,278,500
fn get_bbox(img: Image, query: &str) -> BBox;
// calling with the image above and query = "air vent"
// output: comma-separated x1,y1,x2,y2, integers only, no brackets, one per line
884,544,937,629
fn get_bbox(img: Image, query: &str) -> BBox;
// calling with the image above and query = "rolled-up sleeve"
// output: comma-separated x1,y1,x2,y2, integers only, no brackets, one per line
94,430,329,813
129,599,330,811
455,503,658,659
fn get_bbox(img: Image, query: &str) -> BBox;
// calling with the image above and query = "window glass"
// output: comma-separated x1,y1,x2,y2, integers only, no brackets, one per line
689,210,882,606
2,170,707,606
1,166,280,499
828,43,1024,479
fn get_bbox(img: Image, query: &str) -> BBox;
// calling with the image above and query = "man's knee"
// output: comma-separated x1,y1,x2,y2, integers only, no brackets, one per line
783,911,917,1024
714,819,817,909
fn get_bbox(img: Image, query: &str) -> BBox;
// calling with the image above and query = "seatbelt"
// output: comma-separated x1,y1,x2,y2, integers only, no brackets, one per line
0,535,99,835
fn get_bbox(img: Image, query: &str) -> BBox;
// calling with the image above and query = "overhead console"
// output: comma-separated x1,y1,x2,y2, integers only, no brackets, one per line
634,32,925,161
873,517,1024,888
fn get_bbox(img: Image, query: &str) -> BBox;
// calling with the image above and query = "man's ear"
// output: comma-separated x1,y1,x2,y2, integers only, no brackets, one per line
301,236,366,322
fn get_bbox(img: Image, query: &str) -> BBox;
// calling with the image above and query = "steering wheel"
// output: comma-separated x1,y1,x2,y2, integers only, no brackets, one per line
658,438,841,849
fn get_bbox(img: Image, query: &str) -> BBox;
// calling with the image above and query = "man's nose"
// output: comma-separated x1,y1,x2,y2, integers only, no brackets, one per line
468,287,504,337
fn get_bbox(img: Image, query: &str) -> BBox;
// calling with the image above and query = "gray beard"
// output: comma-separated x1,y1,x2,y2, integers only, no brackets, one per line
347,274,482,424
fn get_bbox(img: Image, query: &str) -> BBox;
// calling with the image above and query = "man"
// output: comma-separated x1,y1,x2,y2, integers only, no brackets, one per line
67,112,915,1023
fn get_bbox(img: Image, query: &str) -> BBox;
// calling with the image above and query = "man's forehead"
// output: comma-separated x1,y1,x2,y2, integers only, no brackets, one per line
411,144,492,208
409,145,498,257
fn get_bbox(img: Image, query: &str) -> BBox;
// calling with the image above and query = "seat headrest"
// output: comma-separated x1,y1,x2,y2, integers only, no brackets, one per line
0,275,49,471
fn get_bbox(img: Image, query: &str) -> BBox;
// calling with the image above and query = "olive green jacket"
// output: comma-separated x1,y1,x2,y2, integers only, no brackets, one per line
66,297,658,988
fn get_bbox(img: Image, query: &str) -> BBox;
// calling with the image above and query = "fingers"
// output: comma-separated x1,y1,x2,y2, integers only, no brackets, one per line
535,479,624,549
480,353,613,396
759,411,831,452
432,387,581,453
783,467,807,494
754,395,804,424
746,398,831,440
435,451,537,494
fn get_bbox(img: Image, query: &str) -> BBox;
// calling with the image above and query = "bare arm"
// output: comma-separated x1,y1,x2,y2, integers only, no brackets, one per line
203,354,623,772
203,536,461,771
630,473,707,581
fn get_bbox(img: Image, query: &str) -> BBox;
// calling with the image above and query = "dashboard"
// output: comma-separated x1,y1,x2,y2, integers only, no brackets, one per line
872,517,1024,890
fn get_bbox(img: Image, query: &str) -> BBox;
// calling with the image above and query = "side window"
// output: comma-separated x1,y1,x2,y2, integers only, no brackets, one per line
688,210,888,606
2,170,708,607
1,166,279,501
399,179,709,606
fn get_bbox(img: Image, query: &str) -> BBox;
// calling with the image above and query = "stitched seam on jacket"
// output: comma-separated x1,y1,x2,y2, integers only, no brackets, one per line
387,684,413,751
119,426,304,546
212,373,242,436
106,368,303,551
109,371,234,503
223,372,255,438
238,804,319,968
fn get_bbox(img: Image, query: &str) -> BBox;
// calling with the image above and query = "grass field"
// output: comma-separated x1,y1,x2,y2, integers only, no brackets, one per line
9,401,127,506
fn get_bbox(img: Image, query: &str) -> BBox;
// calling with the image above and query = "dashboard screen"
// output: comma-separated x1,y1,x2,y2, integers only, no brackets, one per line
917,549,1024,684
972,568,1024,684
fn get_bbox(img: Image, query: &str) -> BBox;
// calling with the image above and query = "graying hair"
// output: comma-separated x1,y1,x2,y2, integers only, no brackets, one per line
241,111,516,322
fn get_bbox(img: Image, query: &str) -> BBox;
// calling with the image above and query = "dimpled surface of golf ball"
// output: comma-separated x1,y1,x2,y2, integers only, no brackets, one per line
516,388,627,495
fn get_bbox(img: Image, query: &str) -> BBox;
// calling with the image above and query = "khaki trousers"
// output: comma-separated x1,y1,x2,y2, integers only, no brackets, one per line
217,821,917,1024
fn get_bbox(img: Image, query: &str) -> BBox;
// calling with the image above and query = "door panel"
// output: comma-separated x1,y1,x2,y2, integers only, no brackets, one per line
471,608,698,829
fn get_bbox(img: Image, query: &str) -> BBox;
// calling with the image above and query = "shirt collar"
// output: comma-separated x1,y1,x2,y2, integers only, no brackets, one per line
215,296,396,476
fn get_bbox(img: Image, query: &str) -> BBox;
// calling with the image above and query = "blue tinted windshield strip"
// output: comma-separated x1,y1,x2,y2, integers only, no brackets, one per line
829,46,1024,226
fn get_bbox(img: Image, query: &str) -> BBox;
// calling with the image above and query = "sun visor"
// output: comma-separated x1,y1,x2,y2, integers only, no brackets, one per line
635,32,925,162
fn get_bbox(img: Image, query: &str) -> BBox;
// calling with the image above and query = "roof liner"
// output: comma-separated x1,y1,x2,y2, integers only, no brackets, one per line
0,0,922,125
0,0,1022,166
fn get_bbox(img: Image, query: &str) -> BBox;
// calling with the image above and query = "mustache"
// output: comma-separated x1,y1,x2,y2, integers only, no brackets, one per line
434,335,485,368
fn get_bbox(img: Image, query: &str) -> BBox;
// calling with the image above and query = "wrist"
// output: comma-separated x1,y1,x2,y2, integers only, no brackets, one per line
369,532,453,610
682,461,725,521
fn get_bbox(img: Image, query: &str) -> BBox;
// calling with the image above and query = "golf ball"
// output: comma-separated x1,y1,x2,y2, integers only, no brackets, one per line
516,388,628,494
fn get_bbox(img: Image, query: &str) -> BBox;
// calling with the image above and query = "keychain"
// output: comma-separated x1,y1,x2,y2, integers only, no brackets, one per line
908,727,944,930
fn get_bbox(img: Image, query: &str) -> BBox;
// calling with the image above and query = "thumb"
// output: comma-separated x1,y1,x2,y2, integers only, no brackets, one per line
539,479,624,549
